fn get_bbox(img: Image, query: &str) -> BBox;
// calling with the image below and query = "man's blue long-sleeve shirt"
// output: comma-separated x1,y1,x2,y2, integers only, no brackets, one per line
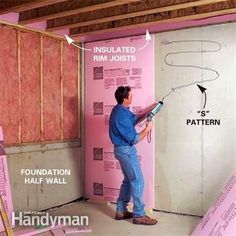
109,104,139,146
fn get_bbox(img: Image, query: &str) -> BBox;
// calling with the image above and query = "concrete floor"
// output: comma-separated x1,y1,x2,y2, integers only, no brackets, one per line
35,201,201,236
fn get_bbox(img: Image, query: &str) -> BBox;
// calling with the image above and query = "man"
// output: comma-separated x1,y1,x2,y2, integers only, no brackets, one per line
109,86,158,225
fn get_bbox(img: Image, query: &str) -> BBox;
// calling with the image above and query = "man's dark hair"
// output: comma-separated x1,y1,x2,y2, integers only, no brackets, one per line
115,86,131,104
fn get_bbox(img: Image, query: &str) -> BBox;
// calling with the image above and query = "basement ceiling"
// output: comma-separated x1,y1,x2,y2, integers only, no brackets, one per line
0,0,236,38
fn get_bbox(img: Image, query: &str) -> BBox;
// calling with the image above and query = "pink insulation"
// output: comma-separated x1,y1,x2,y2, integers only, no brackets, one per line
0,26,20,144
42,37,61,141
20,31,41,143
62,43,78,139
0,25,80,145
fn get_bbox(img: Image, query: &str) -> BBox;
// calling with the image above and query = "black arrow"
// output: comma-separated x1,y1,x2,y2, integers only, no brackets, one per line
197,84,207,109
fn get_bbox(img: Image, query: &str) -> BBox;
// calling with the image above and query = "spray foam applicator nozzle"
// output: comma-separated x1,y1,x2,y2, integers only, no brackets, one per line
147,101,164,122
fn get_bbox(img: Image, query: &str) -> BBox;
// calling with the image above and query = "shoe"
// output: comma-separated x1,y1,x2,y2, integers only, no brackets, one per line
133,215,158,225
115,211,133,220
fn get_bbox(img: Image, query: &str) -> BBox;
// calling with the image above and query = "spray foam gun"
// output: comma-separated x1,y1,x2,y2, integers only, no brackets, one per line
147,101,164,122
146,101,164,143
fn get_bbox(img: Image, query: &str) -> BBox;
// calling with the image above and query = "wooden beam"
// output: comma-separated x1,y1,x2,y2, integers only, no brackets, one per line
40,35,44,142
0,0,66,15
0,19,68,41
17,31,22,143
19,0,142,24
70,7,236,38
60,41,64,140
77,49,81,139
47,0,228,32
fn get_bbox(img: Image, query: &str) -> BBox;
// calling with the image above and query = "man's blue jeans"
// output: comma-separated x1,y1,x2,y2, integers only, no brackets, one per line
114,145,145,217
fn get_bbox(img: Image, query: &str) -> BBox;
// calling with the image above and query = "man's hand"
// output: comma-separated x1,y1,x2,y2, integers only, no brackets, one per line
145,120,153,132
138,120,153,142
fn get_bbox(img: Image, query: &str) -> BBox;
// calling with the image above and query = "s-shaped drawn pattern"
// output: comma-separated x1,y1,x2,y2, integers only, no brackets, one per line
160,40,222,101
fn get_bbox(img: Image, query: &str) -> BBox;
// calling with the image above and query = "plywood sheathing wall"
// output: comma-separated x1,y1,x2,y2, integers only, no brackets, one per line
0,24,80,145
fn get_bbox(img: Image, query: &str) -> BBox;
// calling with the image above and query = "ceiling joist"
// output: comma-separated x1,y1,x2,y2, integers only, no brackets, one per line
19,0,142,24
46,0,229,32
70,7,236,38
0,0,235,39
0,0,66,15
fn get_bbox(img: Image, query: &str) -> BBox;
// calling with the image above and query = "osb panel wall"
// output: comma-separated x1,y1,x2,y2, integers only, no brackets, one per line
0,25,80,145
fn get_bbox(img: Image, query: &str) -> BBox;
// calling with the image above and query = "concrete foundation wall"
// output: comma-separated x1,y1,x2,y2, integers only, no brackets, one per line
6,142,84,212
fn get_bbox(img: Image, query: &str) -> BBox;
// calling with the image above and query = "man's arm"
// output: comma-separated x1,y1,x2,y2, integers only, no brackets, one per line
136,103,158,124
